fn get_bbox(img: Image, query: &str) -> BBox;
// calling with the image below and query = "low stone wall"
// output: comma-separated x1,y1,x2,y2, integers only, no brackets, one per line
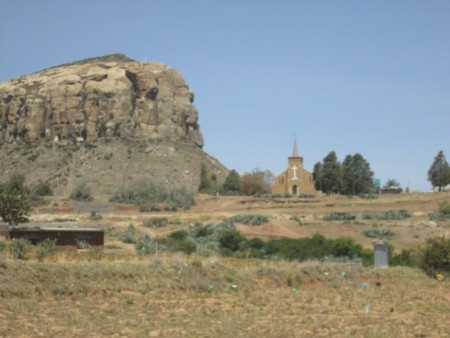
73,202,116,213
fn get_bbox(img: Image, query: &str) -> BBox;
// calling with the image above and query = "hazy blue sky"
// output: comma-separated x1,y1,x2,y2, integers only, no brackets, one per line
1,0,449,191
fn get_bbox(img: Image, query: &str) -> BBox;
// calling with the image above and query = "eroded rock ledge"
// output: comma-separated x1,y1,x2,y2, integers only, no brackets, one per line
0,54,204,148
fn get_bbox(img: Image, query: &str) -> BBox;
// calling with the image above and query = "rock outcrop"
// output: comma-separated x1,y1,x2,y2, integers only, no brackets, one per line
0,55,227,195
0,54,204,147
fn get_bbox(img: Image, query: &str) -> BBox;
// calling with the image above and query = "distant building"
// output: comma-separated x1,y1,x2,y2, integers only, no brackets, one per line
272,140,317,196
8,224,104,247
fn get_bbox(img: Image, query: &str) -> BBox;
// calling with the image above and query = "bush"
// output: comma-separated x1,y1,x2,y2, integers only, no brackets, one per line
32,181,53,196
90,212,102,221
198,163,223,194
135,234,157,256
0,238,6,252
229,214,269,225
429,202,450,220
298,193,316,199
419,236,450,275
218,229,244,252
70,178,93,201
143,217,168,228
390,249,416,267
9,238,31,259
438,202,450,215
323,212,356,221
37,238,56,261
331,237,364,258
120,224,138,244
169,230,189,240
110,178,195,210
0,173,29,195
362,209,410,220
290,215,302,226
265,234,334,261
362,228,395,240
190,223,214,239
157,234,197,255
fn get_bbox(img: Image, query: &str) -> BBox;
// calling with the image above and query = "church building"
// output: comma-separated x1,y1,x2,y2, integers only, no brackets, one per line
272,140,317,196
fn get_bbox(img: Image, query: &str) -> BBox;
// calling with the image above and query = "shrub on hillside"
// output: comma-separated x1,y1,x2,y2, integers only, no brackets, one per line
362,209,411,220
120,224,138,244
229,214,269,226
0,173,29,195
135,234,158,255
198,163,223,195
290,215,303,226
331,237,364,258
70,178,93,201
438,202,450,215
419,236,450,275
110,178,195,210
218,229,244,253
265,234,335,261
9,238,31,259
429,202,450,220
143,217,168,228
362,228,395,240
157,232,197,255
389,248,416,267
37,238,56,261
323,212,356,221
32,181,53,196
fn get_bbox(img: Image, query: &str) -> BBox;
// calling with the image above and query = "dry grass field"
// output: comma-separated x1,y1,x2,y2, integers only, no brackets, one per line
1,192,449,337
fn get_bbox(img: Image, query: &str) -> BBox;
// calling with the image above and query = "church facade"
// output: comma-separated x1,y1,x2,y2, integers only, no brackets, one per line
271,141,317,196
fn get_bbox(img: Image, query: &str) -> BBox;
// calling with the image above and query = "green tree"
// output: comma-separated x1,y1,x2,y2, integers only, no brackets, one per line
312,162,322,191
341,153,375,195
428,150,450,192
384,179,401,188
0,192,31,227
198,163,222,194
198,163,210,192
314,151,342,194
223,170,241,194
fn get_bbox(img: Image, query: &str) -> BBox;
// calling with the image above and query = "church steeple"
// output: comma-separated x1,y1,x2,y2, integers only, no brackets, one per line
291,138,299,158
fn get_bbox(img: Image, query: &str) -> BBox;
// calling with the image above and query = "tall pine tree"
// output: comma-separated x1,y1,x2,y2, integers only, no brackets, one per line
341,153,374,195
428,150,450,191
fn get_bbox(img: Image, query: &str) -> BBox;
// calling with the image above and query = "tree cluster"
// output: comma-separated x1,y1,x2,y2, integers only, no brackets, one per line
313,151,375,195
198,166,273,196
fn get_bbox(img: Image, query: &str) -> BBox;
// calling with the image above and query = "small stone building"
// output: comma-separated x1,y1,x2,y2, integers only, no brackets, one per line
8,224,104,247
272,140,317,196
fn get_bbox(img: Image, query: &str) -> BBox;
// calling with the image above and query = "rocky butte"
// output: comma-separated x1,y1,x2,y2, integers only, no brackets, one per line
0,54,226,195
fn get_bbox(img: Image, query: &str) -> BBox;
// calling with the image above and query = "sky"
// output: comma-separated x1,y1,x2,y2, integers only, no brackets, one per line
1,0,449,192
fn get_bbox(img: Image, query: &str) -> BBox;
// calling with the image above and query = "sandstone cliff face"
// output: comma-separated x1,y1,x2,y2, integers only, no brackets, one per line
0,54,203,147
0,55,226,195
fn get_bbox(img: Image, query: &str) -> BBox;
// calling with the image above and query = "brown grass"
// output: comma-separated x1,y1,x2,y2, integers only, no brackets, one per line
1,192,449,336
0,256,449,337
